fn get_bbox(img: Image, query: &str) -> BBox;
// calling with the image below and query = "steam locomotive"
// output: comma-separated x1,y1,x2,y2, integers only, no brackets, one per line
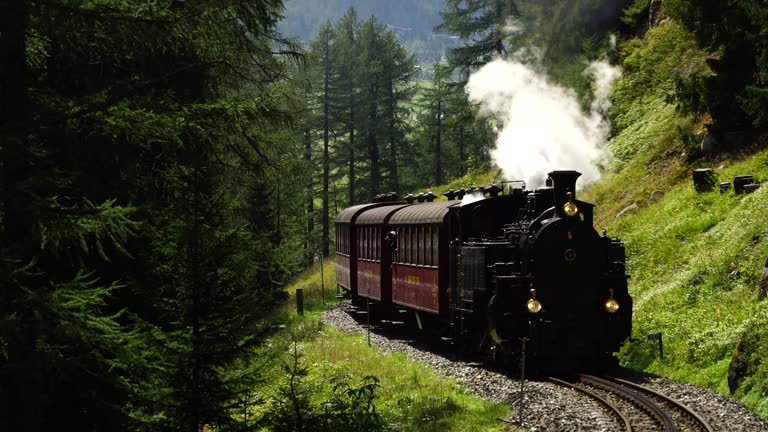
335,171,632,372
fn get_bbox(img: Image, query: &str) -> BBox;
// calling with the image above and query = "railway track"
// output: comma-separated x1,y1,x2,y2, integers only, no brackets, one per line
548,374,715,432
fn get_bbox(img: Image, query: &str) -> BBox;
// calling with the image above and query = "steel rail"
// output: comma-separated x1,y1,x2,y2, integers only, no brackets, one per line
580,374,677,432
548,376,632,432
610,377,715,432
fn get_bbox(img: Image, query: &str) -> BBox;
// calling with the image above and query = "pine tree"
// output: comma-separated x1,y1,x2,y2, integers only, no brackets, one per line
1,1,306,430
311,22,336,258
380,31,418,195
437,0,523,81
665,0,768,129
333,8,362,205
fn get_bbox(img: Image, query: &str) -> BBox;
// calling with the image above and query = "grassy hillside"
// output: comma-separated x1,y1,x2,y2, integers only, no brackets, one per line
581,19,768,416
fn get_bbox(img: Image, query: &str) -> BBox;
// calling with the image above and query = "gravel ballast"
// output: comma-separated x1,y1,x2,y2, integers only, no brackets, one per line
322,302,768,432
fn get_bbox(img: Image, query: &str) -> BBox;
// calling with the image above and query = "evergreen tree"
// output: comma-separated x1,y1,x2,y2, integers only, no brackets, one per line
380,31,418,194
437,0,523,81
332,8,362,205
312,22,336,258
358,16,386,197
665,0,768,129
1,0,305,430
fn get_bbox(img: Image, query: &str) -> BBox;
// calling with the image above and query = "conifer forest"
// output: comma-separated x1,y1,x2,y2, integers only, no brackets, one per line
3,0,768,431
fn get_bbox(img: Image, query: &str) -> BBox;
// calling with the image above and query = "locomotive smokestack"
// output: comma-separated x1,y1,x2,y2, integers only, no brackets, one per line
548,170,581,217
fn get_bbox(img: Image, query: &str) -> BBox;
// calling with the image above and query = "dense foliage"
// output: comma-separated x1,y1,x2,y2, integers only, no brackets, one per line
300,7,496,255
665,0,768,130
0,0,307,430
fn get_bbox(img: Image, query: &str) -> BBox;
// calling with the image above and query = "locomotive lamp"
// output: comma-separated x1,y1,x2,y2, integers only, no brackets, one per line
563,192,579,217
527,288,542,314
605,289,620,314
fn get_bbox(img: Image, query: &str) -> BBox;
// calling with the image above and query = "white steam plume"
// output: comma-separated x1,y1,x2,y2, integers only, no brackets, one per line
461,191,486,206
466,51,620,189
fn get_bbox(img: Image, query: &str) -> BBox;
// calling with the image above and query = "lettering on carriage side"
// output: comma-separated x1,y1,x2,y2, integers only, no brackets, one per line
407,275,420,284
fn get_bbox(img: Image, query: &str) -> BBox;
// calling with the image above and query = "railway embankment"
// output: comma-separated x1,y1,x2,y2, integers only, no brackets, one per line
577,17,768,419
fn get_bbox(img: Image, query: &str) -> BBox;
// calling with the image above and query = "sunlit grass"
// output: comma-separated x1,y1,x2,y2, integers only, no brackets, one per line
606,149,768,415
257,261,516,431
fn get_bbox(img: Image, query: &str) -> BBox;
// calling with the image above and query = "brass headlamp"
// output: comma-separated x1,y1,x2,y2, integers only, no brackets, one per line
563,191,579,217
605,288,620,314
527,288,542,314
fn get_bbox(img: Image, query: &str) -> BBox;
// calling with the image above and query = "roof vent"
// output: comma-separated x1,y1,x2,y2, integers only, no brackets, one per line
443,189,456,201
457,188,466,200
416,192,426,203
404,193,416,204
425,191,437,202
486,182,502,197
371,191,400,203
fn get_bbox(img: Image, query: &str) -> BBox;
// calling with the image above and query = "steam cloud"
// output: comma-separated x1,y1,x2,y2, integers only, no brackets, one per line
466,50,620,189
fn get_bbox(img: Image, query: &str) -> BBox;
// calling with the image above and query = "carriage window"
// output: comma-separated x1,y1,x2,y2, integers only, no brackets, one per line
406,227,411,264
366,227,371,259
403,227,408,263
416,226,422,265
432,227,439,266
425,226,431,266
375,227,380,260
372,227,377,261
410,227,415,264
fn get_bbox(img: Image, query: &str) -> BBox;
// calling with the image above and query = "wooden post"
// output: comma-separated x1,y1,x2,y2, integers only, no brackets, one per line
320,257,325,305
296,288,304,316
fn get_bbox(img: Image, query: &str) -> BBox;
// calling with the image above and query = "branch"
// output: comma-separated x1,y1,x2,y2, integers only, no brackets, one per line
0,60,237,134
33,0,173,24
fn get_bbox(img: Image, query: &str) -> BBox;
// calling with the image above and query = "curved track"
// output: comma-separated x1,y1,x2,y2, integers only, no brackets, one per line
548,376,632,432
548,375,715,432
608,377,715,432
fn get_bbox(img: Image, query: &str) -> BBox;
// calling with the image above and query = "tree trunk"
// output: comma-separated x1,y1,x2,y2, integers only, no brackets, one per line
435,99,442,185
322,46,330,258
386,77,399,194
1,3,40,431
304,127,314,266
367,78,380,196
348,101,356,205
0,0,28,125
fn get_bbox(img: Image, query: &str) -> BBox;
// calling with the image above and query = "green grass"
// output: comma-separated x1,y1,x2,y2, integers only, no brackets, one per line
427,165,504,201
254,260,515,431
606,149,768,414
581,18,768,416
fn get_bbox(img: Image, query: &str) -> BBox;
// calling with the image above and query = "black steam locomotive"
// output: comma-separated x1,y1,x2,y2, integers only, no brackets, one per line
335,170,632,372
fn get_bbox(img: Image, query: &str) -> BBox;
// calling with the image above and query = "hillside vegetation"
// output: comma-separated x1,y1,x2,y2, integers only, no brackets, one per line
256,260,512,431
581,14,768,416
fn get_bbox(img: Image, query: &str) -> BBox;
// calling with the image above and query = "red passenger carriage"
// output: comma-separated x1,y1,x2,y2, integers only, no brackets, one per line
388,201,459,316
354,204,409,303
335,203,402,295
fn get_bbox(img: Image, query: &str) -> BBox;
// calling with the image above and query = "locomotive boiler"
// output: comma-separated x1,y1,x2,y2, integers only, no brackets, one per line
335,170,632,372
